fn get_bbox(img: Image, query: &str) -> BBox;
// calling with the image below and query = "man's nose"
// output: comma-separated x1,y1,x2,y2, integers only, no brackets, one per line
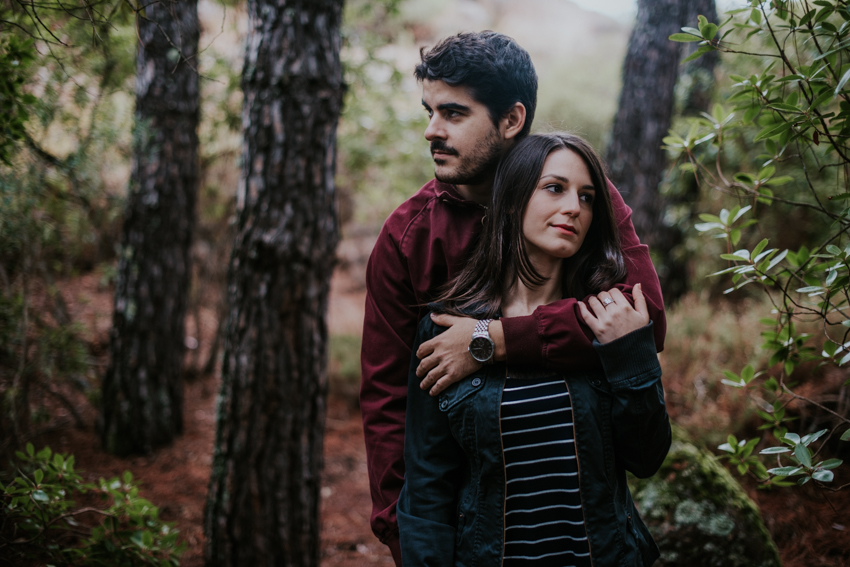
424,115,445,141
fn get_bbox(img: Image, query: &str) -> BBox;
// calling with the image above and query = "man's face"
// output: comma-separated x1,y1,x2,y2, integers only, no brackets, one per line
421,80,505,187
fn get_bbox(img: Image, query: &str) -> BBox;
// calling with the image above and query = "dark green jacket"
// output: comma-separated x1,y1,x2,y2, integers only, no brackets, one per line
398,316,670,566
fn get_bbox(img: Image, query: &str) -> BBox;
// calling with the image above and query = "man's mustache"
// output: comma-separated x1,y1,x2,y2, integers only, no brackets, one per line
430,141,458,156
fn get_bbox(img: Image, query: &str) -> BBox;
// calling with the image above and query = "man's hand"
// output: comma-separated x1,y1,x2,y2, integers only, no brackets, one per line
416,314,480,396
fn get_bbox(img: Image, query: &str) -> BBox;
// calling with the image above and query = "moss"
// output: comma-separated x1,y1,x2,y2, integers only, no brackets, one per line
630,426,781,567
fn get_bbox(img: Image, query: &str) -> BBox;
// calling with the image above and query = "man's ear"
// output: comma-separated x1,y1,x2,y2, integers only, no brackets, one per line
501,102,527,140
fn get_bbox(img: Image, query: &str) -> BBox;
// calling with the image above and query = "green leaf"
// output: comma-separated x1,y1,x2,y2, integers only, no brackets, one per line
682,45,715,64
813,469,834,482
670,33,704,42
768,466,803,476
784,432,801,445
795,443,813,468
841,428,850,441
765,176,794,186
801,429,828,446
754,122,792,141
836,69,850,95
820,458,843,469
34,469,43,485
760,446,792,454
809,88,835,110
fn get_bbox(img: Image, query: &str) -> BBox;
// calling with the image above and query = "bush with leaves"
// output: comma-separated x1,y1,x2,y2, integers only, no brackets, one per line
0,444,183,566
666,0,850,489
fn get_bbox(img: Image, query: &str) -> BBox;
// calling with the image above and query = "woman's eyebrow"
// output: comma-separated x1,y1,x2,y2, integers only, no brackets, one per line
539,174,596,191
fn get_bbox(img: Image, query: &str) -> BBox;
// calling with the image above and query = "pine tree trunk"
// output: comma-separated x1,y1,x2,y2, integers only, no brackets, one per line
661,0,719,302
99,1,199,456
203,1,343,565
606,0,717,303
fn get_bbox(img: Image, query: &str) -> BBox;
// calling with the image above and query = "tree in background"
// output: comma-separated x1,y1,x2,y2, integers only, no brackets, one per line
607,0,718,302
99,1,200,456
203,0,344,564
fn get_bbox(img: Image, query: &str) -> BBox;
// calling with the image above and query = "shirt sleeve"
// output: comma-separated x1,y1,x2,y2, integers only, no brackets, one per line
500,179,666,370
359,224,419,563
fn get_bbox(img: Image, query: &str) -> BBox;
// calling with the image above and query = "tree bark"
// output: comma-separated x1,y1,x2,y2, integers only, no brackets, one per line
203,1,343,565
606,0,717,303
661,0,720,302
99,1,199,456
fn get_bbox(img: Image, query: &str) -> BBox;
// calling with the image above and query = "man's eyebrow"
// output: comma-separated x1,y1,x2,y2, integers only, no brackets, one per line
436,102,470,113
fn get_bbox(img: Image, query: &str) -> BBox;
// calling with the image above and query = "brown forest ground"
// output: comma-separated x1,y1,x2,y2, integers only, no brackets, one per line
19,267,850,566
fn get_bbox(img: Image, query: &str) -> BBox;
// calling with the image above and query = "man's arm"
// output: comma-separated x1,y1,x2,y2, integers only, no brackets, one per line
360,226,418,565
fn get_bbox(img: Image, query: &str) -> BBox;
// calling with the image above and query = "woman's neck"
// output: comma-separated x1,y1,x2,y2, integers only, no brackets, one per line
501,254,563,318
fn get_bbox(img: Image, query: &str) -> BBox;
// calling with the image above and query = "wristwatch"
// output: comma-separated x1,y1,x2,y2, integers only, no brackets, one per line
468,318,495,364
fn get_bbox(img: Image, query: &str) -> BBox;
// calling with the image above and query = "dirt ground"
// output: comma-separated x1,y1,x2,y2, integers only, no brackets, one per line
18,265,850,566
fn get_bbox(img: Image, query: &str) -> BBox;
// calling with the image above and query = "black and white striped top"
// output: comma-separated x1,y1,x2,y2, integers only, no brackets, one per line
501,375,591,566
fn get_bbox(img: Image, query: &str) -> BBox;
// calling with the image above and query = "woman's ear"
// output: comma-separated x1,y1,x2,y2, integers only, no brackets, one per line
501,103,526,140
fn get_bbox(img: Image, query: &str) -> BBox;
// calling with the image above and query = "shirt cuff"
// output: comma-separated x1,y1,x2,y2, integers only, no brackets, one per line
500,313,545,365
592,321,659,388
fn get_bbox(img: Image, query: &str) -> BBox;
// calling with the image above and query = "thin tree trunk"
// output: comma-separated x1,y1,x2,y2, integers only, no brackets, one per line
606,0,717,303
662,0,719,302
99,1,199,456
203,1,343,565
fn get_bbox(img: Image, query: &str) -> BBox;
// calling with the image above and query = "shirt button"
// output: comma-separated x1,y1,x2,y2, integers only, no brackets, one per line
471,377,482,387
439,398,448,409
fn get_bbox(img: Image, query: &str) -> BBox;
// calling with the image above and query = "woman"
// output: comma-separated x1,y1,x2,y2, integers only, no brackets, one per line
397,133,671,566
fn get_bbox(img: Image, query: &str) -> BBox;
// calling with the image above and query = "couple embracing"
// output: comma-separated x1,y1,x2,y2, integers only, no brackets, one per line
360,30,672,567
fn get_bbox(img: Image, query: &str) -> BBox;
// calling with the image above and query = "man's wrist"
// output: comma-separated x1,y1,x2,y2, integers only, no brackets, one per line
490,320,506,361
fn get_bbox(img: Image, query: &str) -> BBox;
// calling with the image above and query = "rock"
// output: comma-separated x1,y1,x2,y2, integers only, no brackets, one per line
629,427,781,567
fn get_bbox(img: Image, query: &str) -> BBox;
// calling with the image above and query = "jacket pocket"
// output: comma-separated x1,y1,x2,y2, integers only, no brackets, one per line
437,372,487,413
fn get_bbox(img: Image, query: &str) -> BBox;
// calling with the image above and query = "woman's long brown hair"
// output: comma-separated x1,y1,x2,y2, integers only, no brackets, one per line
436,132,627,318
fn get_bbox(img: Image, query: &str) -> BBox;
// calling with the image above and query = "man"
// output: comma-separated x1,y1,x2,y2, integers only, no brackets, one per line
360,31,666,564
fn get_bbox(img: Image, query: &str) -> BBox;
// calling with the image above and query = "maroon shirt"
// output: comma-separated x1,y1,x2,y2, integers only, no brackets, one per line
360,178,666,564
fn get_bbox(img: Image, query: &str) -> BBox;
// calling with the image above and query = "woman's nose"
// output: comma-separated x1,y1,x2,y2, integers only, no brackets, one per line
560,191,581,216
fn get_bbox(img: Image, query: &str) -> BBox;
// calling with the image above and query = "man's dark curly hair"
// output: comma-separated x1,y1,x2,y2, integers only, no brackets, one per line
414,31,538,139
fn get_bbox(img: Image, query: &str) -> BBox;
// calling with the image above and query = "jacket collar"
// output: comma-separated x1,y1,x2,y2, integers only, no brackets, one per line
432,179,487,208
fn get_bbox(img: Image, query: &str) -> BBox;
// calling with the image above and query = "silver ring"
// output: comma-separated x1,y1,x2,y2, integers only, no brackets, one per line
602,297,614,307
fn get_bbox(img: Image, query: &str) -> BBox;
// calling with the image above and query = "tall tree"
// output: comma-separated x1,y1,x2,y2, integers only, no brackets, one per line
606,0,717,302
99,1,199,456
203,1,344,565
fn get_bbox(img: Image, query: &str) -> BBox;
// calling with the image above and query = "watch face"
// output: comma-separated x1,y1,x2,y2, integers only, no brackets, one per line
469,336,494,362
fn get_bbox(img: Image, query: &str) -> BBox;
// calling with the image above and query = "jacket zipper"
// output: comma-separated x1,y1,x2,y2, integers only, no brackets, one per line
565,378,595,567
499,365,507,566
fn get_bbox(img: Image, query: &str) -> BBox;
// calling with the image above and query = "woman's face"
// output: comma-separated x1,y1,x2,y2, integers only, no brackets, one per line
521,148,595,263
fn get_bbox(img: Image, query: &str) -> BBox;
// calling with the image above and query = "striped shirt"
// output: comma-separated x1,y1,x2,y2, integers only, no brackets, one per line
501,376,591,566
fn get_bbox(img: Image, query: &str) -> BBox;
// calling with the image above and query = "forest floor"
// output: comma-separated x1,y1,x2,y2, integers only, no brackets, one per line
21,265,850,566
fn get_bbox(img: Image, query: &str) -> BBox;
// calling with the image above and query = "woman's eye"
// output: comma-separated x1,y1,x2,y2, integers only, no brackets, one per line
545,184,563,193
580,193,594,203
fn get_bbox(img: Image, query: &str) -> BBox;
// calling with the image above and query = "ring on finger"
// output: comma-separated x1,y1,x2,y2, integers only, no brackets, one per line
602,297,614,307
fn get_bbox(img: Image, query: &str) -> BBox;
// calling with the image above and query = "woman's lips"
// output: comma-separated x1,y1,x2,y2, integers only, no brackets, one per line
552,224,577,235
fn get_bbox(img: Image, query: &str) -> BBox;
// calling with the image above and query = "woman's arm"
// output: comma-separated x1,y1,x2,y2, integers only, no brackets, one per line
581,286,672,478
398,317,465,566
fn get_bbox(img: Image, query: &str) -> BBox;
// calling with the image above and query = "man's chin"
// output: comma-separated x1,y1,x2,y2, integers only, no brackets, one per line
435,166,479,186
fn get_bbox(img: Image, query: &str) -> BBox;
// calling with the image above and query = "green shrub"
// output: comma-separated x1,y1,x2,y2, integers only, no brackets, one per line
0,444,183,566
667,0,850,488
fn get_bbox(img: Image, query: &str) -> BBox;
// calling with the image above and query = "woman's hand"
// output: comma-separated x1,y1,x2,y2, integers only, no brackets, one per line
578,283,649,344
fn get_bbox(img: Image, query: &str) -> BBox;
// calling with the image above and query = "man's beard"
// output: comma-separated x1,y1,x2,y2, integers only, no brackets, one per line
432,127,503,186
